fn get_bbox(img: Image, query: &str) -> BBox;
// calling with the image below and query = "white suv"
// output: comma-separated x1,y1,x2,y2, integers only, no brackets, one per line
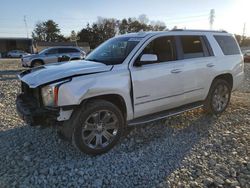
16,30,244,155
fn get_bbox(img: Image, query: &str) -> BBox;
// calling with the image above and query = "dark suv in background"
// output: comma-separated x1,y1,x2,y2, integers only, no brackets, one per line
244,50,250,62
21,46,86,67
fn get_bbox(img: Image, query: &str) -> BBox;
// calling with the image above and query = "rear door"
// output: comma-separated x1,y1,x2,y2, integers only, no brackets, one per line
177,35,215,102
58,48,80,60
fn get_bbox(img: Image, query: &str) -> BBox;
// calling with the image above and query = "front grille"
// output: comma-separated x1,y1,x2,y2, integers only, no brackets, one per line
21,82,41,107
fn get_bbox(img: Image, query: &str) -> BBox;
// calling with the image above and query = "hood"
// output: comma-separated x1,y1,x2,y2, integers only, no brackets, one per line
19,60,113,88
22,54,38,58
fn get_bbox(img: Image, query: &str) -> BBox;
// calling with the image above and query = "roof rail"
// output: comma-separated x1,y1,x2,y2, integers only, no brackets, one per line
171,29,228,33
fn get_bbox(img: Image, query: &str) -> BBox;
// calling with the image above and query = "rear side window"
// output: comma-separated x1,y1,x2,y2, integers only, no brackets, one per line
214,35,240,55
180,36,207,59
59,48,79,53
47,48,58,55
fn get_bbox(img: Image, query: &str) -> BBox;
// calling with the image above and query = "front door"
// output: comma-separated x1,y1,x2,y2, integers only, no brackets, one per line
130,36,185,118
44,48,59,64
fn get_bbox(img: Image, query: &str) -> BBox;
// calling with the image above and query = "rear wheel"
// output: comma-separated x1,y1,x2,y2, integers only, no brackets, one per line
72,100,125,155
32,60,43,67
204,79,231,114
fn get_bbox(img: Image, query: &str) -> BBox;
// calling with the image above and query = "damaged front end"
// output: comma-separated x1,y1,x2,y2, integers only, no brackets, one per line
16,82,60,126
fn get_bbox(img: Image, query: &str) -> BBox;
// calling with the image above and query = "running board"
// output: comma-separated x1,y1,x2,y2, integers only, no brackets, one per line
128,102,204,126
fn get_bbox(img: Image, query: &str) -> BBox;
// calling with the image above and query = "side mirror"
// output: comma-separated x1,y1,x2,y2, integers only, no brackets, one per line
134,54,158,67
140,54,158,62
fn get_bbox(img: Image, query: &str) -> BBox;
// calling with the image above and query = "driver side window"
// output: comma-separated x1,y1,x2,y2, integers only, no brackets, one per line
142,36,176,63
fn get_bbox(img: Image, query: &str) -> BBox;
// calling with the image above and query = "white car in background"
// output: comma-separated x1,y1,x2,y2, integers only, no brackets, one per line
7,50,30,58
21,46,86,67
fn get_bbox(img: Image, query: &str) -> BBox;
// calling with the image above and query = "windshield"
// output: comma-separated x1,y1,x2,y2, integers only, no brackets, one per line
38,48,49,54
85,37,141,65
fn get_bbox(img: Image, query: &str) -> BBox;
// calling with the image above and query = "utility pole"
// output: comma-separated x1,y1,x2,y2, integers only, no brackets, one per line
209,9,215,30
24,15,29,38
242,23,246,45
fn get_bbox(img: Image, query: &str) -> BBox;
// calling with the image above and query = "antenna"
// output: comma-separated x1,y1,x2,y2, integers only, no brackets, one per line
24,15,29,38
209,9,215,30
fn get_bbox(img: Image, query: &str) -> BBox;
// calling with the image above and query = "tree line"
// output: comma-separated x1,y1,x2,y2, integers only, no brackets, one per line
32,15,167,48
32,15,250,49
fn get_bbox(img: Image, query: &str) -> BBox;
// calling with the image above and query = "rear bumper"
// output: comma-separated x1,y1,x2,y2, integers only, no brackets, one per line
16,93,59,126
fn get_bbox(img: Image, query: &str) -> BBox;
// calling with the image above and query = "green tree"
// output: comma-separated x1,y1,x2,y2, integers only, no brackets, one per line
78,15,167,49
78,18,117,49
32,20,65,42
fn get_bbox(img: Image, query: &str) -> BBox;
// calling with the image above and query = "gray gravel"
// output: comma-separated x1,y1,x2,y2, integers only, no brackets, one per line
0,61,249,188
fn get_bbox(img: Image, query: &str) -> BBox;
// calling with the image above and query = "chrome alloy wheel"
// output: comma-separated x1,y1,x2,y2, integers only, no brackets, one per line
212,84,230,112
81,110,119,149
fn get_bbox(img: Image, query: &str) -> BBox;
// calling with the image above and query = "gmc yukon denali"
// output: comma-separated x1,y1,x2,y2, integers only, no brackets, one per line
16,30,244,155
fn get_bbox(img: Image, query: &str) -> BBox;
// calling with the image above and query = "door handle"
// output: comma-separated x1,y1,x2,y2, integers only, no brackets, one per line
171,69,182,74
207,63,215,67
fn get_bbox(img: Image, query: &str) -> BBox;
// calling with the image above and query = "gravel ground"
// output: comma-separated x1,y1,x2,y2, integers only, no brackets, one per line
0,60,249,188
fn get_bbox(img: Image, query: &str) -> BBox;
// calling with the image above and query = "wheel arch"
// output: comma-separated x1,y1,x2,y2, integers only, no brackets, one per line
70,58,80,61
212,73,233,90
80,94,128,120
31,59,44,66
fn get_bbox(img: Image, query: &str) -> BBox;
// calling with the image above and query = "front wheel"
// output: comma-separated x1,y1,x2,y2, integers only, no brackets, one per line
204,79,231,114
72,100,125,155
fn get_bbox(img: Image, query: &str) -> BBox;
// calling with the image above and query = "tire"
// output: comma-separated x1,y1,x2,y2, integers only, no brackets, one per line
32,60,43,67
72,100,125,155
204,79,232,115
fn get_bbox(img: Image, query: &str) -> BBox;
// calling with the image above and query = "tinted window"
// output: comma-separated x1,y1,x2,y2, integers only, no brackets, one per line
46,48,58,55
59,48,79,53
142,36,176,63
180,36,205,59
214,35,240,55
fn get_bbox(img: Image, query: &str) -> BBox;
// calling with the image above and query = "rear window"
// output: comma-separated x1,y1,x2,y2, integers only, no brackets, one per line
214,35,240,55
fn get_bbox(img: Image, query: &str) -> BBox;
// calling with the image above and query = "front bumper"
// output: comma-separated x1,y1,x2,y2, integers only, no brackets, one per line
16,93,59,126
21,58,31,67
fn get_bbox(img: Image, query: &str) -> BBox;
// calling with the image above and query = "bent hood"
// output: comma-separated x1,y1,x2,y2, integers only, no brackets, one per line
19,60,113,88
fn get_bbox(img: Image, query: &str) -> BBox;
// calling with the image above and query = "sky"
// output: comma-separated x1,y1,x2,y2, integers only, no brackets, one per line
0,0,249,38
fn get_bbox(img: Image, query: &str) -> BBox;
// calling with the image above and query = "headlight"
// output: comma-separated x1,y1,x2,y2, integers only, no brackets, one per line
41,79,70,107
41,85,58,107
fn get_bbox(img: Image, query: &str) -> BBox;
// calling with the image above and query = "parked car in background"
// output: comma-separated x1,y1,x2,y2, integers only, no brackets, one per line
16,30,244,155
243,50,250,62
7,50,30,58
21,46,86,67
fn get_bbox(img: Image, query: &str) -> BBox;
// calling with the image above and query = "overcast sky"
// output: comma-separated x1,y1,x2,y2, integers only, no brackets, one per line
0,0,249,38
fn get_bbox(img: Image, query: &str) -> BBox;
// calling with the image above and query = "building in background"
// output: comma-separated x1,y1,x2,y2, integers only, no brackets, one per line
0,38,90,58
0,38,34,57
